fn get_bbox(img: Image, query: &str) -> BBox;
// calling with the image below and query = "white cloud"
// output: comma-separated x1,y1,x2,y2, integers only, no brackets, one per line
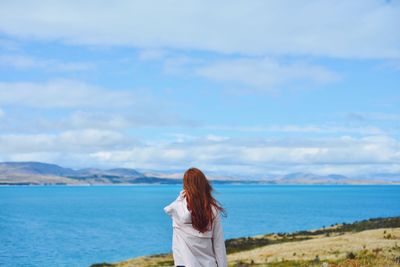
0,129,136,154
1,130,399,176
195,57,339,91
141,54,339,91
138,49,166,61
205,134,229,142
0,37,20,51
0,108,199,135
87,134,400,176
0,79,140,108
235,135,399,165
347,112,400,122
163,56,203,74
0,1,398,59
36,111,199,130
205,124,383,135
0,54,94,71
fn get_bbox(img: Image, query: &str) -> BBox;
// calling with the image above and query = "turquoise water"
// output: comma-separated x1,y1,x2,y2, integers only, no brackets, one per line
0,185,399,267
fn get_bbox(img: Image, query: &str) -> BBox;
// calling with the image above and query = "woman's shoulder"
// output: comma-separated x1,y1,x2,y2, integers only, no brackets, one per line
211,205,222,219
177,189,185,200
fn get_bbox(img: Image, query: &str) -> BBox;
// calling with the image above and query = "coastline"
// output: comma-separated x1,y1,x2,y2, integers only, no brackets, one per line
91,216,400,267
1,182,400,186
1,162,398,186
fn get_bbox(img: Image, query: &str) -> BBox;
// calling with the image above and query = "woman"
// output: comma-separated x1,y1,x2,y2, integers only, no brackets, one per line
164,167,228,267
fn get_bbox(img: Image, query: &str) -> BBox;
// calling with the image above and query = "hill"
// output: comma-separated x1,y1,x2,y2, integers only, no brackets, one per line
0,162,170,185
0,161,398,185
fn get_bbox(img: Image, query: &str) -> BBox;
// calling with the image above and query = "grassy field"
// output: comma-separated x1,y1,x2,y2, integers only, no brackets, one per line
91,217,400,267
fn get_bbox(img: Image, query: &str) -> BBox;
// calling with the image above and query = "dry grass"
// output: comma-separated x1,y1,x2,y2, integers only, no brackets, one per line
91,228,400,267
227,228,400,266
91,253,174,267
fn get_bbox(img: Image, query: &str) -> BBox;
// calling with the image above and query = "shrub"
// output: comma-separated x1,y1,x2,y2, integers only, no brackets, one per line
313,255,320,263
346,251,356,259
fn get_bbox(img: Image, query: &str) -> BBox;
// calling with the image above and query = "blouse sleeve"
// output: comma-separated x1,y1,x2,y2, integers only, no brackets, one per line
163,191,183,217
212,212,228,267
163,202,175,217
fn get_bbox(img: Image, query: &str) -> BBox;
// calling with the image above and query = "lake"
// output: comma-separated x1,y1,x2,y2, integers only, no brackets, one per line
0,185,399,267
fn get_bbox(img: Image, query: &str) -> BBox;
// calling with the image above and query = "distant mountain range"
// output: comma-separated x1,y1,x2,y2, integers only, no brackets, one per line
0,162,398,185
0,162,180,185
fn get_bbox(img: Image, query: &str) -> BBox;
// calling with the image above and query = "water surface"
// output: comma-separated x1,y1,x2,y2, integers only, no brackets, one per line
0,185,399,267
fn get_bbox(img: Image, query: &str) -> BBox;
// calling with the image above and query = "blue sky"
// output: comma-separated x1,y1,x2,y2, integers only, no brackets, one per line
0,0,399,177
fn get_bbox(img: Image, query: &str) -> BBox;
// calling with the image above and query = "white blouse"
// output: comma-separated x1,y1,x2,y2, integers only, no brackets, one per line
163,190,228,267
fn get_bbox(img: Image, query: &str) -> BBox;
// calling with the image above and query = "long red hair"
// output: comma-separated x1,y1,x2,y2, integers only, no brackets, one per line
183,167,226,233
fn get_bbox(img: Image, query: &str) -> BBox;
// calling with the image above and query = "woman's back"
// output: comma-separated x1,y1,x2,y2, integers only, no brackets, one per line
164,190,227,267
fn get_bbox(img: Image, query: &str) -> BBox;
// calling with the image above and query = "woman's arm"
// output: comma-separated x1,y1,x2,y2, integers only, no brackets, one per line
212,212,228,267
163,202,175,217
163,190,184,217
